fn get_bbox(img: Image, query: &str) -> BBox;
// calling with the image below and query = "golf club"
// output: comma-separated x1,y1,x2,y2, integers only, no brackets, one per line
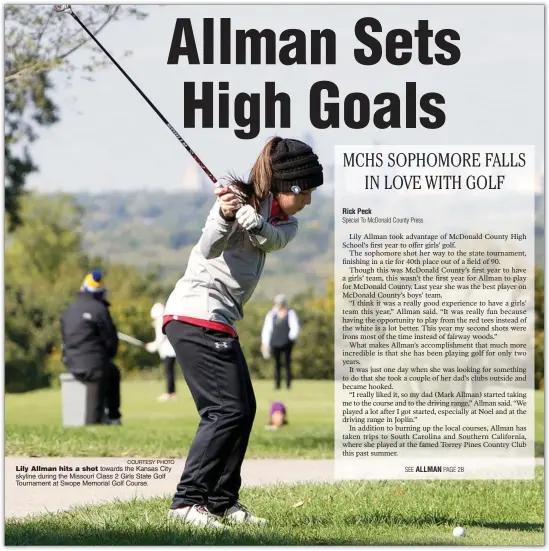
117,332,145,348
53,4,218,185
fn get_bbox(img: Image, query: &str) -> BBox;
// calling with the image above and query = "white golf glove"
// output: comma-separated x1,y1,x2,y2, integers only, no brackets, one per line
236,205,264,231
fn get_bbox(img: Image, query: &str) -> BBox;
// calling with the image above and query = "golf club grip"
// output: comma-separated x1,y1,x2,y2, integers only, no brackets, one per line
69,10,218,185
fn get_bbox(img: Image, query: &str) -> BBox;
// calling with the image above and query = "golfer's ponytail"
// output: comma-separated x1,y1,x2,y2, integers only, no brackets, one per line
224,136,282,211
249,136,282,209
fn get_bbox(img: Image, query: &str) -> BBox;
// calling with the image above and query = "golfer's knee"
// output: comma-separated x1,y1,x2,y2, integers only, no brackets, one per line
203,404,245,425
225,404,254,428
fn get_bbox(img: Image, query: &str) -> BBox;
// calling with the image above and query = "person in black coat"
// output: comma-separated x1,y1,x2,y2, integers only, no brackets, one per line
60,270,121,424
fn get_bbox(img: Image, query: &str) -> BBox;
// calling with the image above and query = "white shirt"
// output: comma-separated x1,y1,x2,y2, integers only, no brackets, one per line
261,307,300,348
148,316,176,359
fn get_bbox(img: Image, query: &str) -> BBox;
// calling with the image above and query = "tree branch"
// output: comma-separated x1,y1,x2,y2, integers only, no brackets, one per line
5,7,123,85
34,11,54,53
59,7,121,60
4,59,59,84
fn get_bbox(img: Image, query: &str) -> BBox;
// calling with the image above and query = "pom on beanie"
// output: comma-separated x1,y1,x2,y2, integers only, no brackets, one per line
81,270,105,294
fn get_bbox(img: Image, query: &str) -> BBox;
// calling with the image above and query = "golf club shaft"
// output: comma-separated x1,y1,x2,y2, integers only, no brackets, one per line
117,332,145,347
66,7,218,185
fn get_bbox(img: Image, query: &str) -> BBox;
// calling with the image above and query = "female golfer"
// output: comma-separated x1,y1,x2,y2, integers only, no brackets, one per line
163,137,323,528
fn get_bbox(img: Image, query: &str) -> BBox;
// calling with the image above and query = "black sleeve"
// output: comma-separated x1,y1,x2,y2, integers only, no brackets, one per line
96,304,119,359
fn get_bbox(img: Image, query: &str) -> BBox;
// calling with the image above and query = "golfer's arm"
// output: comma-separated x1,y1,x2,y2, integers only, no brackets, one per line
198,202,236,259
248,218,298,252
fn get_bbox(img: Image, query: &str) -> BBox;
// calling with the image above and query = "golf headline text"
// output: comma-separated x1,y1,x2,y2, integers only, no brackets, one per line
167,17,461,139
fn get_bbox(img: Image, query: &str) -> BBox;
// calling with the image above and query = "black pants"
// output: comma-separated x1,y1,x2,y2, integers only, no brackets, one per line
272,342,294,389
72,361,121,423
163,356,176,394
166,321,256,513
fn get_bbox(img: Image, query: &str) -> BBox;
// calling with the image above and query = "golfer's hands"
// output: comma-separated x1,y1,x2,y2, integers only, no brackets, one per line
261,343,270,360
236,205,264,231
145,342,155,353
216,186,241,218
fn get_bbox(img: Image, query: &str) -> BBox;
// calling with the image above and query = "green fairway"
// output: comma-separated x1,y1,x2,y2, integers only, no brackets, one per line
5,467,544,546
5,380,544,459
5,380,334,458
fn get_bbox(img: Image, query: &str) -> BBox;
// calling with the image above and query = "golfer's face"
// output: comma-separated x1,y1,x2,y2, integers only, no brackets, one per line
277,189,315,215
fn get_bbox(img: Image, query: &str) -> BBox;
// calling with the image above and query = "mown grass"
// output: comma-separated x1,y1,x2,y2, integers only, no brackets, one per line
5,381,544,458
5,380,334,458
6,468,544,545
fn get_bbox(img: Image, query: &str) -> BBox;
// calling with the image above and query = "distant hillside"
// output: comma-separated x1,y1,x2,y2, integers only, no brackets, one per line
67,191,544,301
73,190,334,301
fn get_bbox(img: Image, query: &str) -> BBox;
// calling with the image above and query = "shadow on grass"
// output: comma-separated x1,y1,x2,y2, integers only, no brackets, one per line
466,521,544,532
4,525,364,546
5,529,289,546
344,512,544,534
0,526,474,546
6,517,543,546
535,441,544,458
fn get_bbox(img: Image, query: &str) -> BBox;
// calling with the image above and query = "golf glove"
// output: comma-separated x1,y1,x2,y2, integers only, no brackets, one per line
228,183,249,208
236,205,265,231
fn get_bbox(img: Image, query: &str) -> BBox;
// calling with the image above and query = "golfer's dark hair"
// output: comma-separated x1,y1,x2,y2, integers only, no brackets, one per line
225,136,282,211
249,136,283,208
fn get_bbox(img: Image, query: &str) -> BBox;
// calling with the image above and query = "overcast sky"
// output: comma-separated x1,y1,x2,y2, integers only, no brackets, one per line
25,4,544,194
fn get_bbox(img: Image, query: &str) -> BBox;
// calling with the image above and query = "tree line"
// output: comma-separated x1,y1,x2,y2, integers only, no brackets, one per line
4,193,335,392
4,193,544,392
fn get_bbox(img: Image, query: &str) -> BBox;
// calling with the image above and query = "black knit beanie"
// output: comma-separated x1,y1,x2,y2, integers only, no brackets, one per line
270,138,323,194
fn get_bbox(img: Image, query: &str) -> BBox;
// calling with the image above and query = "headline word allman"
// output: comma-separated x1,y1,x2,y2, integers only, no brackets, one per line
167,17,461,138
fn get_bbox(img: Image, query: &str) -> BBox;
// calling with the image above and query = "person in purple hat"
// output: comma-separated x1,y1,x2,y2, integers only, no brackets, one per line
265,401,288,430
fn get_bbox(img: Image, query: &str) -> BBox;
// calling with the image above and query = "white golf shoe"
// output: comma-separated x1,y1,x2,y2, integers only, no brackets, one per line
168,505,227,529
216,502,268,525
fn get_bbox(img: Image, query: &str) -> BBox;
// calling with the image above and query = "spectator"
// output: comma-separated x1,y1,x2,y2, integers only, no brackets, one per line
146,302,178,402
60,270,121,425
261,294,300,390
265,401,288,430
